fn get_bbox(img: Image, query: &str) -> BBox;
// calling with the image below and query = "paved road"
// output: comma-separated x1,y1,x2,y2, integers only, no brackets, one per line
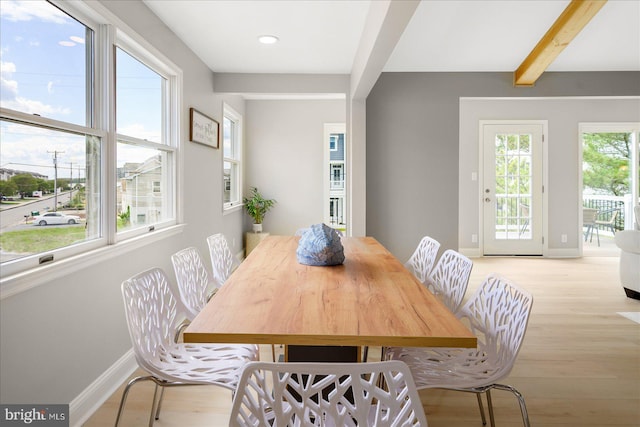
1,191,81,263
0,191,76,230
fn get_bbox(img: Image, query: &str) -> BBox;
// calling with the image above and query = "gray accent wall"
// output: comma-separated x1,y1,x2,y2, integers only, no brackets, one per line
366,72,640,262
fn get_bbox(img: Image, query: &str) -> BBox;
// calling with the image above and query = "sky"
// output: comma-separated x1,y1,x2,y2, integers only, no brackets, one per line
1,0,162,181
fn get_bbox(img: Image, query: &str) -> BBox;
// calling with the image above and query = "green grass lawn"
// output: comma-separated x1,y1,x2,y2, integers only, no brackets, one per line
0,226,87,254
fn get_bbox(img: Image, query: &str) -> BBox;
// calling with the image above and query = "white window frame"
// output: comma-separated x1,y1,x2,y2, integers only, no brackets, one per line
113,34,180,241
324,123,347,229
223,103,243,212
579,122,640,231
0,0,183,295
330,135,338,151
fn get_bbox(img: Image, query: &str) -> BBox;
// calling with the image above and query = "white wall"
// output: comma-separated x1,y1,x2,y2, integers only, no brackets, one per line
245,100,346,235
459,97,640,256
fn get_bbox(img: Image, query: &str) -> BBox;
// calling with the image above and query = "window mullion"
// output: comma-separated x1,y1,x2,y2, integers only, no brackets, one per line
102,24,117,244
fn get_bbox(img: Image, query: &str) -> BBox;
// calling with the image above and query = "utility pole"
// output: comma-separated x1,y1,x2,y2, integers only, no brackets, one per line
48,150,64,211
69,162,73,205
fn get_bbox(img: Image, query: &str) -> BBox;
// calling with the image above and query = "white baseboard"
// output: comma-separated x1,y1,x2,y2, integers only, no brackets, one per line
70,349,137,427
545,248,580,258
460,247,580,258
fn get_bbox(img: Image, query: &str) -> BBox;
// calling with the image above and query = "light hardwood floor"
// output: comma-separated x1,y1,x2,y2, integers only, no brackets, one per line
85,255,640,427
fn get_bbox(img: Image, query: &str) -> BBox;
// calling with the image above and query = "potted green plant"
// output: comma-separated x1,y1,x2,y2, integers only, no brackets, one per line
243,187,276,233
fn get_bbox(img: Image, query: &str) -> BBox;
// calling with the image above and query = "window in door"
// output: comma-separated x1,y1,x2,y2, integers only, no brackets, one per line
324,124,347,233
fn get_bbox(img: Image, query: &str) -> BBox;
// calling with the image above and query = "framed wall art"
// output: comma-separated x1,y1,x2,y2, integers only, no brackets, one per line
189,108,219,148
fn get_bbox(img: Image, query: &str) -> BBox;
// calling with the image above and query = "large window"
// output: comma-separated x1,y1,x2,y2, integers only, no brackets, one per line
223,103,242,210
0,1,180,279
116,47,175,235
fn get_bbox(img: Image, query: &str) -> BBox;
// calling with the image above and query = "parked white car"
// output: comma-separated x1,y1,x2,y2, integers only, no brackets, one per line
33,212,81,226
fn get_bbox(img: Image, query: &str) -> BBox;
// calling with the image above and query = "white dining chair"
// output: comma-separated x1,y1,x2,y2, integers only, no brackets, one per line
423,249,473,313
206,233,279,361
404,235,441,285
229,360,429,427
116,268,259,427
171,246,217,319
206,233,241,288
364,235,441,362
386,274,534,427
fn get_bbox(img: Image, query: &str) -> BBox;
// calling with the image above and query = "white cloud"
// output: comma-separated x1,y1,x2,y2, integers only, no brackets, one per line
0,0,70,24
58,40,75,47
1,76,19,99
1,61,17,74
2,97,71,116
69,36,84,44
1,121,87,178
0,61,18,100
0,61,69,116
118,123,161,143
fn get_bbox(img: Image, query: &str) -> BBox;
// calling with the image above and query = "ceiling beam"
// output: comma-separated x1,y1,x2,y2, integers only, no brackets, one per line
514,0,607,86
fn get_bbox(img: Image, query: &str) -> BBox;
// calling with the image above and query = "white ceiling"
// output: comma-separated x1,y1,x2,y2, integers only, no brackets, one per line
144,0,640,75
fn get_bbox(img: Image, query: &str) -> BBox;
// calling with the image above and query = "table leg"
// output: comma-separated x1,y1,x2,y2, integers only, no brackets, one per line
285,345,360,363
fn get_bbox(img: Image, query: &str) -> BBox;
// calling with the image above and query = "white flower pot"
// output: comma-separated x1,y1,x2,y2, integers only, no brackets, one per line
253,223,263,233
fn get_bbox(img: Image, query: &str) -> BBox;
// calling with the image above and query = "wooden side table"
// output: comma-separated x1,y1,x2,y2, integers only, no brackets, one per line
245,232,270,257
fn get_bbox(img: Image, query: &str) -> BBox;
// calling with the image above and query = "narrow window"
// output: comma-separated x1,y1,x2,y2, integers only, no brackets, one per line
223,104,242,209
115,46,175,235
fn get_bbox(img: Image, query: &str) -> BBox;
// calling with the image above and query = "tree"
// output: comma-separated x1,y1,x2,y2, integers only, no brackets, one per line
583,132,630,196
36,178,52,193
11,174,38,198
56,178,70,190
0,180,18,198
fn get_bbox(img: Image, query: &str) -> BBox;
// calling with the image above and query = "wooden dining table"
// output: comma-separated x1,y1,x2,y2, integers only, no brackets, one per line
184,235,476,361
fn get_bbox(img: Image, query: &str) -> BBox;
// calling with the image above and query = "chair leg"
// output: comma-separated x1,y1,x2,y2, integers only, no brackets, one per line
492,384,531,427
154,386,166,421
486,389,496,427
115,376,154,427
148,384,161,427
476,392,487,425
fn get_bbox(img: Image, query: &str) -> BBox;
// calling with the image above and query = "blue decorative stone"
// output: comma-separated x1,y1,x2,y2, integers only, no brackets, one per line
296,223,345,266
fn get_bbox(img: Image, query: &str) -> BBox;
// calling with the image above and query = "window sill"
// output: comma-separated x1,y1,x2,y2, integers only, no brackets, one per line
0,224,185,300
223,203,244,215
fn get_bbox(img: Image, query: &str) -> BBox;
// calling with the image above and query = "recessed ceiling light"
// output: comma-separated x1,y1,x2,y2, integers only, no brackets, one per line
258,35,279,45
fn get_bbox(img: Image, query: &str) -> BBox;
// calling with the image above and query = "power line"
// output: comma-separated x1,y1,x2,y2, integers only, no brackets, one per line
48,150,64,211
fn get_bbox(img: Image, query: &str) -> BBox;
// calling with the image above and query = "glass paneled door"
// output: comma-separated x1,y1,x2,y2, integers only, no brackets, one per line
324,123,347,234
483,123,544,255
